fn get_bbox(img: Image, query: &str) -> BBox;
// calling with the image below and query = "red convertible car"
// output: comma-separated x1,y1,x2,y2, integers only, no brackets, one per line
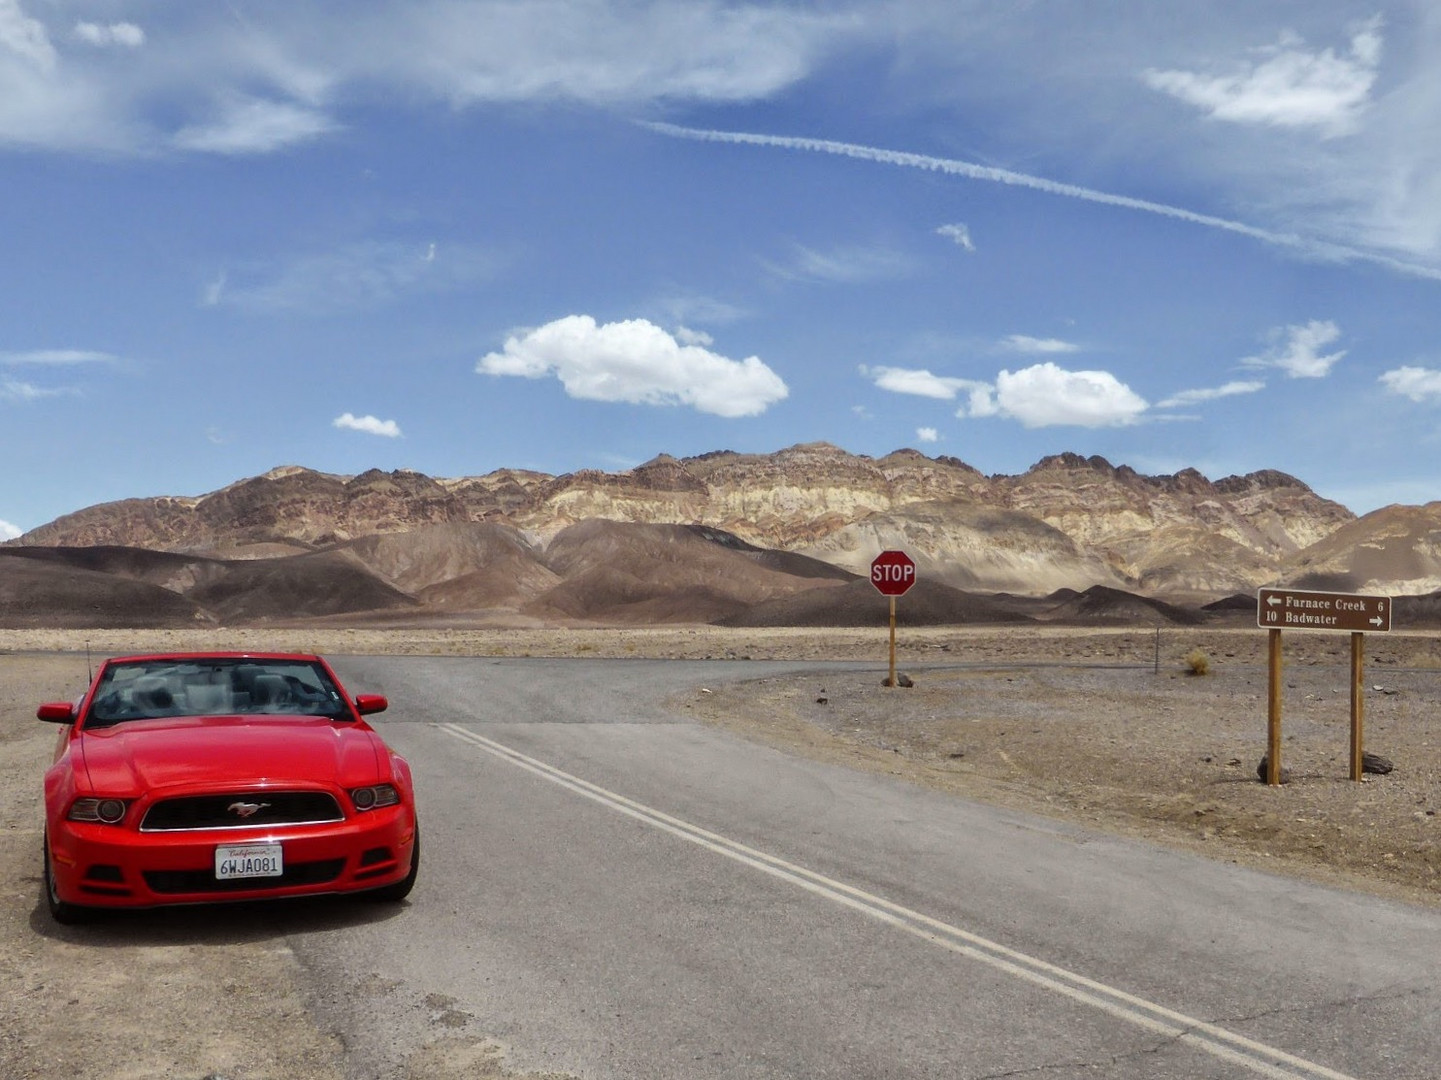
37,651,419,923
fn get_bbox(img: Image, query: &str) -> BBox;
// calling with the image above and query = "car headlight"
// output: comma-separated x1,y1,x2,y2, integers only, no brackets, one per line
69,797,130,824
349,784,400,812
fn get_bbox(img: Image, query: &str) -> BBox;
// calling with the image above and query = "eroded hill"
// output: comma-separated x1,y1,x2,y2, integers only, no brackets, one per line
13,444,1365,596
8,444,1441,629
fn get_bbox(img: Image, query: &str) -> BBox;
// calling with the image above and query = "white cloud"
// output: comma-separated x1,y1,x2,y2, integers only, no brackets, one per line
1,377,63,402
333,413,402,438
958,363,1148,428
1,348,113,402
674,326,714,347
0,517,22,540
0,3,854,156
866,360,1143,428
213,241,496,313
1142,18,1382,136
1243,320,1345,378
653,293,750,328
477,315,788,418
1156,380,1266,408
0,0,55,70
936,223,975,252
1379,366,1441,404
915,427,939,443
202,272,227,308
75,22,145,49
0,348,115,365
768,243,914,284
172,96,337,155
374,3,848,106
1001,334,1079,355
863,365,987,401
866,363,997,416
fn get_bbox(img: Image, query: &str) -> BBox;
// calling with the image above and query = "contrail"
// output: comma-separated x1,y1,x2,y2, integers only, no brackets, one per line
644,121,1441,282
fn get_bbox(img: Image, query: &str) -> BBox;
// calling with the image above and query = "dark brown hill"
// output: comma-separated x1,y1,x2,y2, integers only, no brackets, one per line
522,521,853,625
0,550,209,628
680,525,857,580
1037,585,1204,626
1393,592,1441,630
0,543,209,575
0,521,869,628
183,550,421,623
1203,593,1257,612
328,522,561,610
0,544,225,591
0,544,423,627
717,578,1031,628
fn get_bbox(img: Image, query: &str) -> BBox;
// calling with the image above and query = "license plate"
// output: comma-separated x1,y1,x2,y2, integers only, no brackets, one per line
215,843,284,880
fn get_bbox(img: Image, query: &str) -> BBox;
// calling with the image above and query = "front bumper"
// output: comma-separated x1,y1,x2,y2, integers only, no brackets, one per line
48,806,416,909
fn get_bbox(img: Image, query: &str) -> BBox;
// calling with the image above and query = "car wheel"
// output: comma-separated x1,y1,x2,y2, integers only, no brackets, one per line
43,832,91,926
368,829,419,902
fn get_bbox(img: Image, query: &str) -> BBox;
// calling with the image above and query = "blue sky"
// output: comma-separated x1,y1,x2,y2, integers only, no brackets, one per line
4,1,1441,540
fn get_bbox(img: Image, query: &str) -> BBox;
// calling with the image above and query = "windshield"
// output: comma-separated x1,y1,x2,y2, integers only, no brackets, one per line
85,658,349,728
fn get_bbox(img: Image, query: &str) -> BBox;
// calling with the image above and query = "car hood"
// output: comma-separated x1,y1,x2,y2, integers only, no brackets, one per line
78,715,384,794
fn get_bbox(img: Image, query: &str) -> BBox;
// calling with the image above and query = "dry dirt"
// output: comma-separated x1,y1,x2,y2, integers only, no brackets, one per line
3,625,1439,1079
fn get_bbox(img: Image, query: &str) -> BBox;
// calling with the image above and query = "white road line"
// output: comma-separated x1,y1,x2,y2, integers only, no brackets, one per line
435,722,1360,1080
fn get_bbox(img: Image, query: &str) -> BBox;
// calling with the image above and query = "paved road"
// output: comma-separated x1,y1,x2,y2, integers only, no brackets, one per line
294,656,1441,1079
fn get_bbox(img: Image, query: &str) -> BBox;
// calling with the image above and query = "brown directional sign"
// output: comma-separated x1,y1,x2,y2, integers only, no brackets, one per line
1257,588,1391,633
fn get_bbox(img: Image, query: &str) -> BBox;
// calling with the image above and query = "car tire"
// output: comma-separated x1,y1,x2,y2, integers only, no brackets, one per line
43,831,91,926
368,829,419,902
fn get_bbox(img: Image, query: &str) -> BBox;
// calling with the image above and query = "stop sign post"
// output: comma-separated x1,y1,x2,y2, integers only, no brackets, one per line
871,550,916,686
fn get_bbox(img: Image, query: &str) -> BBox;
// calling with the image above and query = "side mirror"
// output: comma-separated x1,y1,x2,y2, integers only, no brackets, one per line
37,702,76,724
354,694,388,716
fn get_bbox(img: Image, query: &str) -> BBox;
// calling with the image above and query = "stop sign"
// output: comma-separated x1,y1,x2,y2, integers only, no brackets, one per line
870,550,916,597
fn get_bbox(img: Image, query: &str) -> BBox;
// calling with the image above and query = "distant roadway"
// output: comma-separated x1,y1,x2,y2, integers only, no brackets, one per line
295,656,1441,1079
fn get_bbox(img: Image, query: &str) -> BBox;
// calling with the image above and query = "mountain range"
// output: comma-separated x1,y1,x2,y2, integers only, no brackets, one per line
5,443,1441,629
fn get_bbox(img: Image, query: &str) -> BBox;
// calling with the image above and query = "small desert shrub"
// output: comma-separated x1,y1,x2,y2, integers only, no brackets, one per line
1183,648,1211,676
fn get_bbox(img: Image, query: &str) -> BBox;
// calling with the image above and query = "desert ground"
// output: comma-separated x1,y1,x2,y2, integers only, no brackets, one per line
2,624,1438,1078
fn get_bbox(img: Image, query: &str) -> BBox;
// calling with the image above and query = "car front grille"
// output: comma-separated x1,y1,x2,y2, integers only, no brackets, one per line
143,858,346,894
140,791,344,832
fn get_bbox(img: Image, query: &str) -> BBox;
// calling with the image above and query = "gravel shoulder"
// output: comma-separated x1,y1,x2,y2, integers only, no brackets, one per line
684,631,1441,907
3,625,1438,1078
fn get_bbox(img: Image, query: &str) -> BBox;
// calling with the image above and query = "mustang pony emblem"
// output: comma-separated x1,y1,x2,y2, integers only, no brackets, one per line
227,801,271,819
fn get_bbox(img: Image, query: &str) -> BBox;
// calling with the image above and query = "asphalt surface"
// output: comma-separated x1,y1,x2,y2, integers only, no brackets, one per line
294,656,1441,1079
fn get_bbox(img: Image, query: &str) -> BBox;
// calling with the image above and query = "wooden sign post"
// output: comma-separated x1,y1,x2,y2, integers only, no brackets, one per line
1267,627,1282,785
1256,588,1391,785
